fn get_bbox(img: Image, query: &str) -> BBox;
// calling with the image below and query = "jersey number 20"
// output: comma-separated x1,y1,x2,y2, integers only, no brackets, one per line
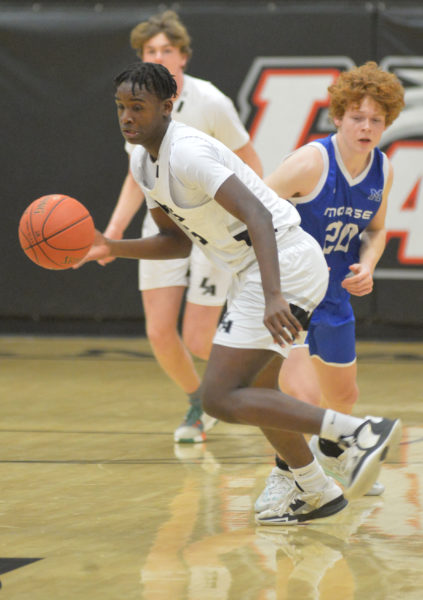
323,221,359,254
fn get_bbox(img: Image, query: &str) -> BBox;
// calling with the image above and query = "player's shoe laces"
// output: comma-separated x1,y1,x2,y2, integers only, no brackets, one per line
256,478,347,526
173,404,218,443
309,436,385,496
335,416,402,499
254,468,295,513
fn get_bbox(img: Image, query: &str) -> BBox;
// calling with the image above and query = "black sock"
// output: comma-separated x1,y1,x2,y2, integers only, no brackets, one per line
275,454,290,471
318,438,343,458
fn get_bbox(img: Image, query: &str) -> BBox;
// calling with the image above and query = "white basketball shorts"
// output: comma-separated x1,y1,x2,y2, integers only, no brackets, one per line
213,226,329,358
138,211,232,307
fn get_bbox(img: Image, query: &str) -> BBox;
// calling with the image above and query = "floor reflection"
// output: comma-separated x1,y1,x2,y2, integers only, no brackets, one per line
137,425,423,599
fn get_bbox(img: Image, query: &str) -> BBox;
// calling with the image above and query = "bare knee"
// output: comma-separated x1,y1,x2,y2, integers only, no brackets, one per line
183,331,211,361
182,304,221,361
201,384,238,423
279,348,321,406
326,384,359,413
201,384,223,419
146,319,178,352
281,379,321,407
311,358,359,413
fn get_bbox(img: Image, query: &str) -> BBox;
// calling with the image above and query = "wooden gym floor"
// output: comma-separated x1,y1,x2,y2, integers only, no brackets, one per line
0,335,422,599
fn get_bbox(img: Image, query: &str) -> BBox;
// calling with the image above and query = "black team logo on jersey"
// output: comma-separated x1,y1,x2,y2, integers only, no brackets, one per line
155,201,208,245
218,312,233,334
200,277,216,296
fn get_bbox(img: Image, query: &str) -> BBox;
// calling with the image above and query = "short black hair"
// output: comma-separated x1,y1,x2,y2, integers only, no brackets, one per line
114,62,177,100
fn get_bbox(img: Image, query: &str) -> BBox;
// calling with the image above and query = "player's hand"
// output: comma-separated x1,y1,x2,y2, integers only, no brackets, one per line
263,293,303,347
341,263,373,296
97,225,123,266
72,230,112,269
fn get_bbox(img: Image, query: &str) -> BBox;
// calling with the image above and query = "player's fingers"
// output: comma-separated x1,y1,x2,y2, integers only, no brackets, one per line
266,313,301,346
97,255,116,266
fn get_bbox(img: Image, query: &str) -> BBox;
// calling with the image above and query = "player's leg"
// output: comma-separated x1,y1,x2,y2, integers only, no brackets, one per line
311,357,358,412
308,316,358,422
143,284,213,444
139,214,212,442
142,286,200,394
182,245,231,360
202,274,398,522
177,247,232,439
254,353,307,512
179,302,223,436
257,343,322,513
279,345,321,407
140,212,200,395
254,354,316,512
182,303,223,360
140,249,210,442
202,343,399,524
308,316,384,496
308,314,359,413
204,228,400,523
259,317,381,507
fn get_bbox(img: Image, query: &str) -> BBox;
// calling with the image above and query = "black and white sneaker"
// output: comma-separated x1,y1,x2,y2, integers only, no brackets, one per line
255,478,347,526
338,417,402,499
309,436,385,496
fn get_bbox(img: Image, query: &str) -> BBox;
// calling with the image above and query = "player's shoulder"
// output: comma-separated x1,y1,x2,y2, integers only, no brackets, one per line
284,143,326,175
171,121,219,153
184,74,229,101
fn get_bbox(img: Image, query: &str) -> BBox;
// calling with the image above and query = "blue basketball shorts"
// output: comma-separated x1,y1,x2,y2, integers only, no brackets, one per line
306,306,356,366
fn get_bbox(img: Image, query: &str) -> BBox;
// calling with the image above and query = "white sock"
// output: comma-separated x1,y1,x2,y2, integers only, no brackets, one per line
290,458,329,493
320,409,363,443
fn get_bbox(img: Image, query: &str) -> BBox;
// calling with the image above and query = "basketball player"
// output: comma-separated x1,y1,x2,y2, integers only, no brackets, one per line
99,11,262,443
254,61,405,514
81,62,401,524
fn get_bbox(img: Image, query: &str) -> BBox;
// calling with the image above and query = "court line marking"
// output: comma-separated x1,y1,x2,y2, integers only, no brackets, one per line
0,428,263,436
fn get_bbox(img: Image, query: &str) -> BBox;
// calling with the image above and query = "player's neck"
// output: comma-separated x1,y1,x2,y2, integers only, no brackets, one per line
335,134,372,178
145,120,171,161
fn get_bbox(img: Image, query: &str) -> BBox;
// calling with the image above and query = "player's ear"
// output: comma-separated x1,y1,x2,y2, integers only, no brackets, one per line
333,116,342,128
163,98,174,115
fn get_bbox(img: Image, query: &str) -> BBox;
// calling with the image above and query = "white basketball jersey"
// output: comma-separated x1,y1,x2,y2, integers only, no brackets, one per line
131,122,300,274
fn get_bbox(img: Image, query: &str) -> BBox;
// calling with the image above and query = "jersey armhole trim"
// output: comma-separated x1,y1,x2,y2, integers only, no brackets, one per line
290,142,329,205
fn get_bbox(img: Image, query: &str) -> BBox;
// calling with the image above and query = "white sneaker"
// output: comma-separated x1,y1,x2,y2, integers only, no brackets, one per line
174,404,218,443
309,436,385,496
256,477,347,526
254,467,295,513
201,413,219,433
336,417,402,499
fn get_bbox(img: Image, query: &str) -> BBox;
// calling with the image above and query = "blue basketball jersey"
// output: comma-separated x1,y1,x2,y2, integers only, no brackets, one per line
292,134,387,320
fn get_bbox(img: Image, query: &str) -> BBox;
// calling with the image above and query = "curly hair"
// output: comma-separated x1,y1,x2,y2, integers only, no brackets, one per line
114,62,177,101
130,10,192,64
328,61,405,127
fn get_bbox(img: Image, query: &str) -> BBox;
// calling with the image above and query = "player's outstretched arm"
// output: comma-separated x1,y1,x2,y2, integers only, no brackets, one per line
74,207,192,268
73,230,112,267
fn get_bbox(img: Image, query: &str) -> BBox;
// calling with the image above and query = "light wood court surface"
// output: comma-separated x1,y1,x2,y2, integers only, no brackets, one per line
1,336,422,599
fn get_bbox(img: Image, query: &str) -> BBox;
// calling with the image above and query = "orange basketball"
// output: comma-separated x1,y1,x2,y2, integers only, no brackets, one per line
18,194,95,270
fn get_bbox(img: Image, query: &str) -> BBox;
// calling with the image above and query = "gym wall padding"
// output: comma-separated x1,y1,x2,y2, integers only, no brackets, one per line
0,2,422,336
